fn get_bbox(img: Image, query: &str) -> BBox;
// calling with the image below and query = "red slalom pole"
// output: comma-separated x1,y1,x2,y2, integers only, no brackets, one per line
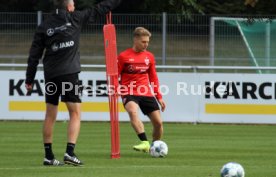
103,12,120,159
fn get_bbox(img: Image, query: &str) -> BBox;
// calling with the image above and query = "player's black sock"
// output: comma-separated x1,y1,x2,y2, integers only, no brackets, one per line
137,132,148,141
66,143,75,156
44,143,54,160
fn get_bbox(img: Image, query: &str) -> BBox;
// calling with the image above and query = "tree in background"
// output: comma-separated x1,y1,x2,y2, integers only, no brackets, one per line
35,0,53,12
140,0,204,16
0,0,97,12
35,0,96,12
0,0,275,16
200,0,275,15
244,0,258,7
141,0,275,16
244,0,276,15
199,0,245,15
0,0,36,12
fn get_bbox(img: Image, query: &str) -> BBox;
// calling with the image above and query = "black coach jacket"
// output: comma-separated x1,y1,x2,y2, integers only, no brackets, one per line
25,0,121,84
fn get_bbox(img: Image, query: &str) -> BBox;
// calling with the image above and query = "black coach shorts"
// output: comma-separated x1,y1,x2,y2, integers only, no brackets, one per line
122,95,160,115
45,73,81,105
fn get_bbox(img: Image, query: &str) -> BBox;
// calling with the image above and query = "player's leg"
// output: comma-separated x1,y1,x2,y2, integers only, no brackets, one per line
147,110,163,141
125,101,144,134
123,96,150,152
61,73,83,166
140,96,163,141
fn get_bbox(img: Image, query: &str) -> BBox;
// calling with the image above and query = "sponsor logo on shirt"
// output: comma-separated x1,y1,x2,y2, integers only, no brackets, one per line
128,65,134,73
46,23,72,37
51,41,75,52
55,23,71,31
136,66,149,70
47,28,55,36
51,43,59,52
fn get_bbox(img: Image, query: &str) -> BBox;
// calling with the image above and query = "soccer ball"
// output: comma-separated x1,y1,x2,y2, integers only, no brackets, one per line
149,140,168,157
220,162,245,177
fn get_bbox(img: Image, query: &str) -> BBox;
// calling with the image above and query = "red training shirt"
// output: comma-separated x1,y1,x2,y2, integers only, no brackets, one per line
117,48,162,99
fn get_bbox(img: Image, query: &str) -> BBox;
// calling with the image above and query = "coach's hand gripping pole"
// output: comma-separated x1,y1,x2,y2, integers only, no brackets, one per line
103,12,120,159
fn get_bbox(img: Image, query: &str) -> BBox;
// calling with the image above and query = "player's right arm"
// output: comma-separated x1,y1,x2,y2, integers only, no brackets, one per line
25,26,45,90
117,53,124,76
117,53,124,95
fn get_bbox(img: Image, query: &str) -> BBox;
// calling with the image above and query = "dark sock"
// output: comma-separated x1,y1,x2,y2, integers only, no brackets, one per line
137,132,148,141
44,143,54,160
66,143,75,156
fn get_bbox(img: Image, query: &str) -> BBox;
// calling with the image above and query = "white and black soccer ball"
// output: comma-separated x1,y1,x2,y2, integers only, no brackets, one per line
150,140,168,157
220,162,245,177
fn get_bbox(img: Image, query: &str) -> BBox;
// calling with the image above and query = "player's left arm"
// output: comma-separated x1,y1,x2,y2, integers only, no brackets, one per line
148,55,166,112
157,99,166,112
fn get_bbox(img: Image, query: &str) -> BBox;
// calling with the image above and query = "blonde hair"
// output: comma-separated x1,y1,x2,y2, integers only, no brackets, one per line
133,27,151,38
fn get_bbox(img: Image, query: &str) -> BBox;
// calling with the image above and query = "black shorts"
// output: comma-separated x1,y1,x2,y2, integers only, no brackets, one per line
45,73,81,105
122,95,160,115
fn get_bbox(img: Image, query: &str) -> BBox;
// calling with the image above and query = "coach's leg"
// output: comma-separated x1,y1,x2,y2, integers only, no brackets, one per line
65,102,81,144
43,103,58,143
63,102,83,166
43,103,64,165
148,110,163,141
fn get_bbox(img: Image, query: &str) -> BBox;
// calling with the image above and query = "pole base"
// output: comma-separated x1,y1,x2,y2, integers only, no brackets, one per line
111,153,120,159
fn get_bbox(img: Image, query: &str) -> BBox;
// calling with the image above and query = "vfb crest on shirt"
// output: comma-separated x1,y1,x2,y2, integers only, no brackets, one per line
145,57,150,65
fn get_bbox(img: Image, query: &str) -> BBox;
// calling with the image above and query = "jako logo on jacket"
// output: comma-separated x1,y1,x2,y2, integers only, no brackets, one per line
51,41,75,52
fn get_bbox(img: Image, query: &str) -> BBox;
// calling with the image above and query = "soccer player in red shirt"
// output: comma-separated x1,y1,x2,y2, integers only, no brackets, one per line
118,27,166,152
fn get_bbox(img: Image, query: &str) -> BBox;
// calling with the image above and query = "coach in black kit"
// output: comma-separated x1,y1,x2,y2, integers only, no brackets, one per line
25,0,121,166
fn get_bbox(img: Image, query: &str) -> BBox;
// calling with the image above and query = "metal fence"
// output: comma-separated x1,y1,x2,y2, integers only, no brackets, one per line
0,12,275,66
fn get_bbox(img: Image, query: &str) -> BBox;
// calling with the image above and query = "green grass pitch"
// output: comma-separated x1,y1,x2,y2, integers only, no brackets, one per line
0,121,275,177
